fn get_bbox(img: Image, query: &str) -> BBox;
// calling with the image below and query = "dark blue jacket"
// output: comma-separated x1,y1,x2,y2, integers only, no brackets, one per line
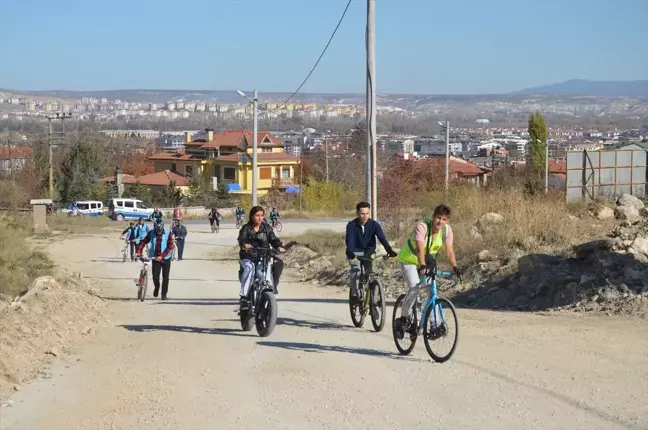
345,218,394,260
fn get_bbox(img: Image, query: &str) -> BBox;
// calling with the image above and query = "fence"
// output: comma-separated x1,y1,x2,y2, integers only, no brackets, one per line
565,149,647,202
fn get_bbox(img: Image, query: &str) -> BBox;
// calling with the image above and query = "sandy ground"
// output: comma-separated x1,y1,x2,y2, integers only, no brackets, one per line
1,220,647,430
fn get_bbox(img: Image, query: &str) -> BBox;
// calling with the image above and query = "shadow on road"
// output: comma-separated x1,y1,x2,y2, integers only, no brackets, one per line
87,277,237,282
119,324,251,337
256,340,419,361
277,317,356,331
277,298,347,304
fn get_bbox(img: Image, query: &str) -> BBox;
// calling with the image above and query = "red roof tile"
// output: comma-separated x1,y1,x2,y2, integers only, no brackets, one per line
137,170,187,186
193,130,282,149
149,151,197,161
0,147,33,159
217,152,300,163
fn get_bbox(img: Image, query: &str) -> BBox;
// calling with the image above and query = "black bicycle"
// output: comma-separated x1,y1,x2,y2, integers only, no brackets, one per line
349,255,389,332
239,247,281,337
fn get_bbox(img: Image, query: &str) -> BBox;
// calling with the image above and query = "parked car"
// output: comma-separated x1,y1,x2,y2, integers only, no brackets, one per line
67,200,104,217
108,198,154,221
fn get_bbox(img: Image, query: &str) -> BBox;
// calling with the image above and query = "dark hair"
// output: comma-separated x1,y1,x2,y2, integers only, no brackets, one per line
433,204,451,217
249,205,265,223
356,201,371,212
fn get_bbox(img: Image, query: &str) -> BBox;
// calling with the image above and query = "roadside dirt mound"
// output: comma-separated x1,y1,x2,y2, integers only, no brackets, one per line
0,272,107,400
453,218,648,317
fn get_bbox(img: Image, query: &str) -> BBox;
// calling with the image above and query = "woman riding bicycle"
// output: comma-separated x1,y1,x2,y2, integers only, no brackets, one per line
237,206,285,310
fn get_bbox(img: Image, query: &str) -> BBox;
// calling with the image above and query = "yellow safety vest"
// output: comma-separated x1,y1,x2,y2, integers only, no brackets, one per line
397,221,446,266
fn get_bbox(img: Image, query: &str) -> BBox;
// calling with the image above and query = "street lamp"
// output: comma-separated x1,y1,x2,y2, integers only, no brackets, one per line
438,121,450,196
236,90,259,206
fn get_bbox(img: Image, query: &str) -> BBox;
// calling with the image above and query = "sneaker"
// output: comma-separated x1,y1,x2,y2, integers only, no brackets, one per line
394,317,408,340
153,289,159,298
350,292,363,305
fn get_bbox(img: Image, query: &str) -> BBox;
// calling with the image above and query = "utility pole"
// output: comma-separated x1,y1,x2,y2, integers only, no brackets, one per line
46,113,72,200
367,0,377,219
252,89,258,206
325,137,329,182
439,121,450,197
544,139,549,194
299,133,306,212
236,90,259,206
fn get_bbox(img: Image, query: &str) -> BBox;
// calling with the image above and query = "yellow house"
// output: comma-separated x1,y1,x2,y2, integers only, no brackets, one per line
149,129,300,195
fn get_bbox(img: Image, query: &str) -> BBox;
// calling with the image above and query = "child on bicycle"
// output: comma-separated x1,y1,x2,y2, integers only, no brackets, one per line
394,204,461,339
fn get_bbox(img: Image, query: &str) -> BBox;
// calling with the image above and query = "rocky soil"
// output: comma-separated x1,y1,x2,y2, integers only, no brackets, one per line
0,271,108,401
283,194,648,318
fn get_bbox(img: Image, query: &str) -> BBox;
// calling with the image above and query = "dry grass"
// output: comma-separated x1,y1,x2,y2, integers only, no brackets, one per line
0,215,54,297
7,212,122,235
285,229,347,267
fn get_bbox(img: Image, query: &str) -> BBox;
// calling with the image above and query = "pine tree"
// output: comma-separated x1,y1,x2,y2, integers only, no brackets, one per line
527,112,548,174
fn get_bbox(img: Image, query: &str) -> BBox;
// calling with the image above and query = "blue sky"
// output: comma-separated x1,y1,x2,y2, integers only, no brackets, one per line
1,0,647,94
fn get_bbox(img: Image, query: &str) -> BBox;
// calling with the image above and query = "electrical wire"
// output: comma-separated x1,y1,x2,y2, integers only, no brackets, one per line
266,0,353,113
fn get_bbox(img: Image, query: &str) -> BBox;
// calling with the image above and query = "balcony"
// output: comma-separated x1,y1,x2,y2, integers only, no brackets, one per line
272,178,294,187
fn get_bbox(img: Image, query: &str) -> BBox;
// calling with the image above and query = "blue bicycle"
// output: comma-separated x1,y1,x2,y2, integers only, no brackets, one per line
391,266,460,363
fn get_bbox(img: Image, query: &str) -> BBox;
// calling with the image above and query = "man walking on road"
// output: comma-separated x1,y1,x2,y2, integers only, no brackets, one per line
120,221,137,261
136,220,174,300
172,219,187,260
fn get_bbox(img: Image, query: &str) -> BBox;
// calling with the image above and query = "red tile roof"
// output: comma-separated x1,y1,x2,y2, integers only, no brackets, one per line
100,170,187,186
192,130,282,149
0,147,33,159
448,157,484,176
149,150,198,161
548,160,566,174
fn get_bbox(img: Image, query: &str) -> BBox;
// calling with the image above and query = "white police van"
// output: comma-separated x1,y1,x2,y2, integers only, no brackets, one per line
108,198,154,221
68,200,105,217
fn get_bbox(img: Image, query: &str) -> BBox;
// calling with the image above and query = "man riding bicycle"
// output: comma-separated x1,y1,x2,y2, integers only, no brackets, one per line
235,205,244,222
394,204,461,339
208,207,221,228
269,207,280,227
345,201,397,305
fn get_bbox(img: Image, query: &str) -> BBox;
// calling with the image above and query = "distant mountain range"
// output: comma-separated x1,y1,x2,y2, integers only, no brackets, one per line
517,79,648,98
1,79,647,103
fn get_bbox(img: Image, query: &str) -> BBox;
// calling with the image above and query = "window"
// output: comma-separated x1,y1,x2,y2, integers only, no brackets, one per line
213,165,221,178
136,201,148,209
262,147,272,153
282,167,290,178
124,201,134,208
90,203,97,209
77,203,90,210
223,167,236,181
116,200,124,207
260,167,271,180
185,165,194,176
171,163,177,172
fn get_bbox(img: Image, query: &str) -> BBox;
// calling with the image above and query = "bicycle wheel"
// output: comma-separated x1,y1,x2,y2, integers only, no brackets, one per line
369,279,386,332
240,287,255,331
215,224,220,233
211,223,216,233
122,247,127,263
255,291,277,337
274,221,282,232
140,275,148,302
392,294,418,355
423,298,459,363
349,285,366,328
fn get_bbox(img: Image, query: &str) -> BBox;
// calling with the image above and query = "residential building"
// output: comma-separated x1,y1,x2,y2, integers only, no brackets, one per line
100,170,189,193
0,146,33,175
148,129,300,195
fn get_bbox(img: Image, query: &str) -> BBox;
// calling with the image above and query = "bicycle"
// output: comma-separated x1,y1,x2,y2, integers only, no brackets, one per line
349,255,389,332
271,219,282,232
235,215,244,229
122,240,129,263
134,255,150,302
392,264,460,363
171,237,178,261
238,247,283,337
210,218,220,234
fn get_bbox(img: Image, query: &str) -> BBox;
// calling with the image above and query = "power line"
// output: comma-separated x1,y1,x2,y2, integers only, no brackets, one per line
266,0,353,113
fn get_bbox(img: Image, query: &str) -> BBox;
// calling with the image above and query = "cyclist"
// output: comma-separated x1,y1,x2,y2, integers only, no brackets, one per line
235,205,244,224
269,207,280,228
172,205,183,229
208,207,221,229
119,220,137,261
152,207,164,223
345,201,397,305
133,217,149,249
393,204,461,340
237,206,285,310
136,219,174,300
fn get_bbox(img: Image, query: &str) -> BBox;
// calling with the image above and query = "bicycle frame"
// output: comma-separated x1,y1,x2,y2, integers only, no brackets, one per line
417,270,456,332
357,256,384,313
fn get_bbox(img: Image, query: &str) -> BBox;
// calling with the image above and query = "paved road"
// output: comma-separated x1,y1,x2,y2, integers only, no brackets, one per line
181,218,347,228
1,222,647,430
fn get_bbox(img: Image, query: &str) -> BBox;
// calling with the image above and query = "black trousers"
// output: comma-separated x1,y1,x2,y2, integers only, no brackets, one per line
129,240,136,260
152,259,171,298
176,238,185,260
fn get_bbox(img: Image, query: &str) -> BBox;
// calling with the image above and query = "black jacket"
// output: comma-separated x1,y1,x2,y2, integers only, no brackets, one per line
345,218,394,260
172,225,187,240
237,222,282,261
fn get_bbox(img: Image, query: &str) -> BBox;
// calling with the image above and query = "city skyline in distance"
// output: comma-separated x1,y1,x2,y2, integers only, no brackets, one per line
1,0,646,95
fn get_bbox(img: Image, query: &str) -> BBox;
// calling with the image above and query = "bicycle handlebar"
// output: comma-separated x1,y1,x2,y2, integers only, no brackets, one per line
356,254,392,263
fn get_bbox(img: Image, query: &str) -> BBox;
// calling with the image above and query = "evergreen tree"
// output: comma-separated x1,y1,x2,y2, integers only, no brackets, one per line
527,112,548,174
